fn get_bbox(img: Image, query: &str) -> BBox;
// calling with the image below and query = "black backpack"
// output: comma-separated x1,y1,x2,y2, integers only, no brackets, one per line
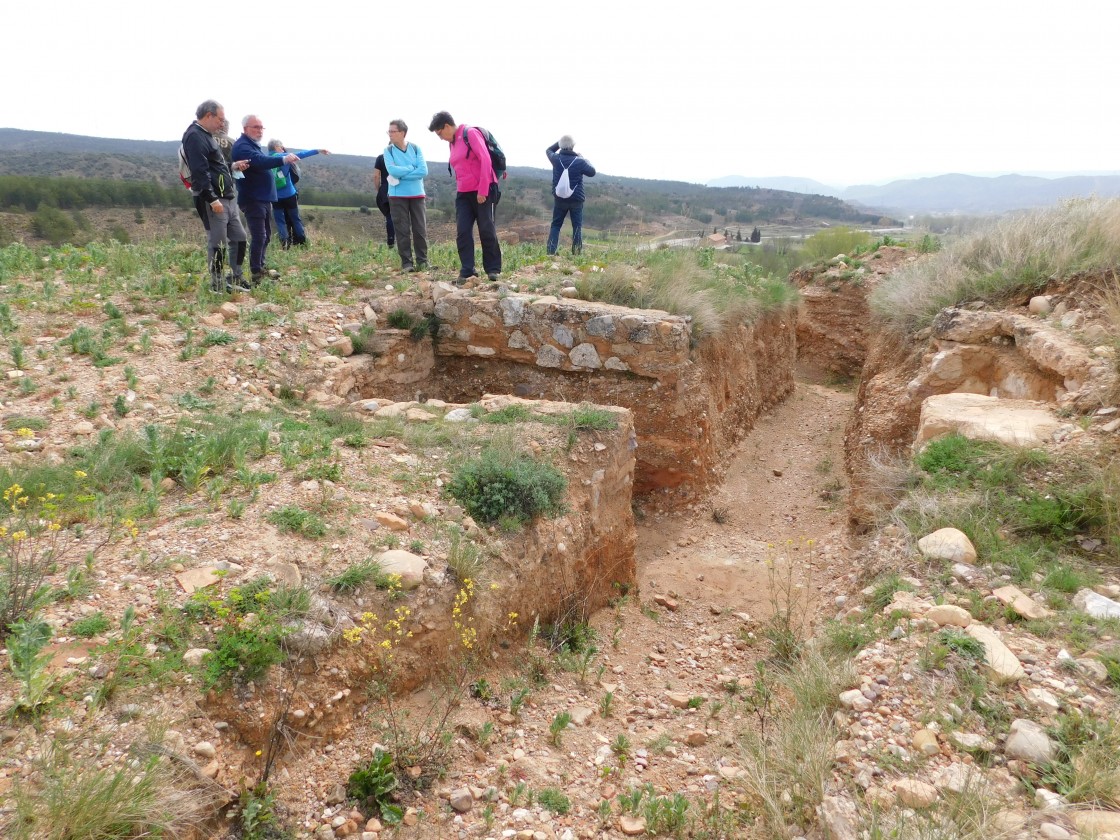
447,125,507,180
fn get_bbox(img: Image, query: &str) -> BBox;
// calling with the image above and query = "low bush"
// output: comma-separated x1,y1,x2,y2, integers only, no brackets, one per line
448,447,567,526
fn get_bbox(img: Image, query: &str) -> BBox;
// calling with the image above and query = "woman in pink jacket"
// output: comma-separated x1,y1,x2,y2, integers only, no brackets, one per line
429,111,501,282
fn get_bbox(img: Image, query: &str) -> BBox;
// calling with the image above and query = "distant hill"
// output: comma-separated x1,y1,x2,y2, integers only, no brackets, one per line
707,163,1120,215
841,172,1120,215
0,128,896,230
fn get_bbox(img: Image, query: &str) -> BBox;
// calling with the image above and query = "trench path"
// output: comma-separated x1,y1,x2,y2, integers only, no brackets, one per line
631,378,855,622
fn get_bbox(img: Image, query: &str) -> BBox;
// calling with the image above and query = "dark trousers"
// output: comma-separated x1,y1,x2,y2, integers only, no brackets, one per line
272,194,306,246
388,196,428,269
454,186,501,277
377,200,395,245
547,198,585,255
241,199,272,274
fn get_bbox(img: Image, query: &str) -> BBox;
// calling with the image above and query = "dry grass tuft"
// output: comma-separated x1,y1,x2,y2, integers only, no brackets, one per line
862,780,1019,839
737,651,854,836
8,739,219,840
575,249,796,337
873,197,1120,333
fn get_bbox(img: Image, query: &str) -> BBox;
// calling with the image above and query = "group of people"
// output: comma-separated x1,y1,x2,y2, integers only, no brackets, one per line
371,112,506,282
181,100,328,292
184,101,596,293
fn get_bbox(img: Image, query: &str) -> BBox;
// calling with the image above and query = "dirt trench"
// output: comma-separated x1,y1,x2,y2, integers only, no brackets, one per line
630,378,856,625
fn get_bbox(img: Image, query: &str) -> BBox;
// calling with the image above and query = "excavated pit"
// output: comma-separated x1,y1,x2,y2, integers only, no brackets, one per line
349,288,797,504
206,286,798,768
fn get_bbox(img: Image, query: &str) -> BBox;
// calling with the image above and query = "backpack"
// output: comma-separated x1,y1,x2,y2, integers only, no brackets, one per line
177,144,192,190
554,157,575,199
448,125,507,180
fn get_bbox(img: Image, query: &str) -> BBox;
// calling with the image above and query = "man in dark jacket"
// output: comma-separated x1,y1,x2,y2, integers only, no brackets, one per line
232,114,298,283
546,135,596,255
182,99,251,292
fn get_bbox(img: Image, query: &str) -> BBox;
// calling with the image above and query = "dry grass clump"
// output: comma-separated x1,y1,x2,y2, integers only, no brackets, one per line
872,197,1120,333
1093,269,1120,404
737,650,854,836
861,781,1018,840
7,740,217,840
575,249,797,337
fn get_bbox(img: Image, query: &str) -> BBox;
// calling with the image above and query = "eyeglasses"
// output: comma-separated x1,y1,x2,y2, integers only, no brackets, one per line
387,128,401,134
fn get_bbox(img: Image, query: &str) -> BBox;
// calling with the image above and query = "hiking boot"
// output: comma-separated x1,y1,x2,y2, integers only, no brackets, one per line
486,272,500,282
230,275,253,293
250,271,265,286
209,275,227,293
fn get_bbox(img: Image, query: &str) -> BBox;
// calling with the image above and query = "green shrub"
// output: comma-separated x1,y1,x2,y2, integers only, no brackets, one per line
537,787,571,815
71,612,111,638
448,448,567,526
326,559,387,593
32,204,77,245
801,227,872,262
347,748,402,824
347,323,378,355
484,404,533,424
186,578,310,688
385,308,414,329
267,506,327,538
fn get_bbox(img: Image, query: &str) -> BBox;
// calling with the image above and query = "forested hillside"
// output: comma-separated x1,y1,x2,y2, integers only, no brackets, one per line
0,128,897,231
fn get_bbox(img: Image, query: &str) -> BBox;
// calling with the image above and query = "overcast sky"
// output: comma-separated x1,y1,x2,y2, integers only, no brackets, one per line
6,0,1117,187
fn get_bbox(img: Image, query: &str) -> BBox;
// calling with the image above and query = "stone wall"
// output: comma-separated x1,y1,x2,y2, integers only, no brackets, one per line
349,288,797,504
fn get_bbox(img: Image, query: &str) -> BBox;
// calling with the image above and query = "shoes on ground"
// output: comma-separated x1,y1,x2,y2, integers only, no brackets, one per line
401,264,415,273
487,273,500,281
230,275,253,293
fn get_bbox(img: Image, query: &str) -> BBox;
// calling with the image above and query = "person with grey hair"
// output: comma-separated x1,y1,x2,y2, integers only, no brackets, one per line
232,115,299,282
267,138,330,248
546,134,596,255
382,119,429,272
181,99,251,292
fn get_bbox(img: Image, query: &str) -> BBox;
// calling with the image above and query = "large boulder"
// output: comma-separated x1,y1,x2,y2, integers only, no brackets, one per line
914,393,1063,449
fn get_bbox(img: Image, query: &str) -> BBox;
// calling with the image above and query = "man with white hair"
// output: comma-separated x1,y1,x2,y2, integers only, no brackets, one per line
546,135,596,256
232,115,299,283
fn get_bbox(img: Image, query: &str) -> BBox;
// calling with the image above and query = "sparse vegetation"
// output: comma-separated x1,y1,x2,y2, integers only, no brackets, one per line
873,196,1120,331
575,248,798,336
0,184,1119,840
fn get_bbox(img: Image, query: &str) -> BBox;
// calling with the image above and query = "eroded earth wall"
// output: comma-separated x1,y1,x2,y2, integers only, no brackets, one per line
382,290,800,502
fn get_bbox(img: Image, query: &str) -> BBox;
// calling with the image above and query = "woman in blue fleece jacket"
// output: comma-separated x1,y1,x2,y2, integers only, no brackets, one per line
382,119,429,272
268,139,330,248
